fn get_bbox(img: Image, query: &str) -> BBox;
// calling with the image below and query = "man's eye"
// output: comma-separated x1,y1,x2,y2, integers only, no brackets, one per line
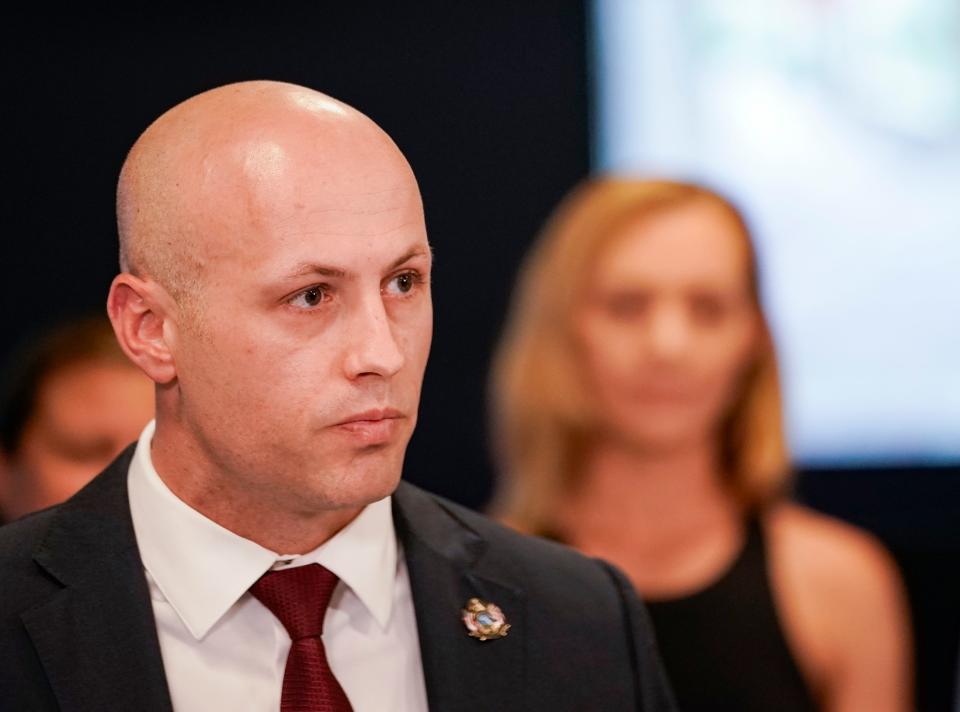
289,286,326,308
385,271,420,295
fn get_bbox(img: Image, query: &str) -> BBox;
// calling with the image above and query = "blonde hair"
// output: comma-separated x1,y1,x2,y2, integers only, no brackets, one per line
490,178,789,534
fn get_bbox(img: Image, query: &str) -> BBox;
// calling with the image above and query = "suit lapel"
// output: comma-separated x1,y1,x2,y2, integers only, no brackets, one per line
22,462,524,711
22,448,173,712
393,483,526,712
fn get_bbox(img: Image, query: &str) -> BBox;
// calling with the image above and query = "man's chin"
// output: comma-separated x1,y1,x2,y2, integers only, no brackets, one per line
313,467,403,511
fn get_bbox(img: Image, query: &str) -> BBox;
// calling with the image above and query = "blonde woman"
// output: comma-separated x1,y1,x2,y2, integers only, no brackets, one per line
492,179,912,711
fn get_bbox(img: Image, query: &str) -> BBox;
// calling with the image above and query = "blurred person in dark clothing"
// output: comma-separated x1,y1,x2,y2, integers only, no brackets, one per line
492,178,912,711
0,316,153,523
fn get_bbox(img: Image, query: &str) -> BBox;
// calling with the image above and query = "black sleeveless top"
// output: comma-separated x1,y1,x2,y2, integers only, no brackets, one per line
643,518,819,711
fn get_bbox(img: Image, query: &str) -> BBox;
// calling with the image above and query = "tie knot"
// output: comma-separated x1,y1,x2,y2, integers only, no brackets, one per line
250,563,340,640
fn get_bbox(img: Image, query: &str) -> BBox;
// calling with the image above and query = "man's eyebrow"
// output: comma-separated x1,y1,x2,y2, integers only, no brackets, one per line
283,247,431,281
388,247,431,270
284,263,347,279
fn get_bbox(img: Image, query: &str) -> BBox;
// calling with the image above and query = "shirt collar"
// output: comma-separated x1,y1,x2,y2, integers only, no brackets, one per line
127,420,398,640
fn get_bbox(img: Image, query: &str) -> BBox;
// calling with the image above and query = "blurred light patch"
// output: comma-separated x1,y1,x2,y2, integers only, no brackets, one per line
594,0,960,464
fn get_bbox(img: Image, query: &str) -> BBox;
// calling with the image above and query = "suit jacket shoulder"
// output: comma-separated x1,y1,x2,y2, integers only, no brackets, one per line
0,447,173,712
393,482,676,711
0,507,70,644
411,485,637,610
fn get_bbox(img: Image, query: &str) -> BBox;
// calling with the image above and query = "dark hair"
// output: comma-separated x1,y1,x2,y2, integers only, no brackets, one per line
0,316,130,454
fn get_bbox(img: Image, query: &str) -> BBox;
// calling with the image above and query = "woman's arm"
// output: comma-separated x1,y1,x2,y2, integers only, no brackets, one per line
768,504,913,712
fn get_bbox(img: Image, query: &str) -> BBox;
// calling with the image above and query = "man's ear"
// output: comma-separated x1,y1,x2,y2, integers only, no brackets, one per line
107,274,178,384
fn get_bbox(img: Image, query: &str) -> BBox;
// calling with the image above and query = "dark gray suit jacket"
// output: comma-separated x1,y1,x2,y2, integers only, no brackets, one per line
0,447,675,711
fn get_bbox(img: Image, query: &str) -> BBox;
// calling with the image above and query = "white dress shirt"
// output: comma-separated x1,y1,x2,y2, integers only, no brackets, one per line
127,421,429,712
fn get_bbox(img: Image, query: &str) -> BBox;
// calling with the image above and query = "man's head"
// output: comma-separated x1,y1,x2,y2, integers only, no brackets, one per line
108,81,432,525
0,317,154,522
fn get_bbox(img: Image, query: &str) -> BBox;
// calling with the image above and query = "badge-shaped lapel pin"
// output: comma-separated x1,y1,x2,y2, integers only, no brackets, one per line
461,598,511,641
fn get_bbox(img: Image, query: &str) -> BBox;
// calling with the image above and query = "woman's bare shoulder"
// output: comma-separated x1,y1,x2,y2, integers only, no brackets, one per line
764,502,901,592
763,503,912,710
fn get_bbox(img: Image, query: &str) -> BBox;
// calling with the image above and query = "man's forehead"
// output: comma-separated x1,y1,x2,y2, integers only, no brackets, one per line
118,83,428,295
202,135,410,193
250,182,424,244
184,130,422,244
187,126,415,214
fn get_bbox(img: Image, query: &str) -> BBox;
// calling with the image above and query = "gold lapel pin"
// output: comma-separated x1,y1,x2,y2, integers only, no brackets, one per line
461,597,511,641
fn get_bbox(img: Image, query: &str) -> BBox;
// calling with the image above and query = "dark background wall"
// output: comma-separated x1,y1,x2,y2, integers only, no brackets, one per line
3,3,590,504
3,5,958,709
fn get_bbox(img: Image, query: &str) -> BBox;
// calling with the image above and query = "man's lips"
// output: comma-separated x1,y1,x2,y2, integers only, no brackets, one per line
334,408,404,426
332,408,404,444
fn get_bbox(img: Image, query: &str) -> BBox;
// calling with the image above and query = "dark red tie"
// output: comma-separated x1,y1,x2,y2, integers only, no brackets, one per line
250,563,353,712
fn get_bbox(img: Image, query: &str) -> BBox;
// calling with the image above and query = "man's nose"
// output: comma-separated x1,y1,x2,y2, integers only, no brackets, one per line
342,295,405,380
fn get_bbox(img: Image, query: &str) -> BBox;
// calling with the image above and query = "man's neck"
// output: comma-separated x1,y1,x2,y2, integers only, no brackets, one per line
149,419,361,554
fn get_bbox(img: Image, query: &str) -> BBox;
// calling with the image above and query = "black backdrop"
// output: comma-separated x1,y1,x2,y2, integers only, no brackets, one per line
4,5,959,709
3,4,589,507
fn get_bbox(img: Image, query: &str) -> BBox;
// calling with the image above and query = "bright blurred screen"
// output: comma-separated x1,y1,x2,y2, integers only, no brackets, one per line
593,0,960,465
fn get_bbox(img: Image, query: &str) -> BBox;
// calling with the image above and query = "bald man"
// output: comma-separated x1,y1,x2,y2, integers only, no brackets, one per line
0,82,675,712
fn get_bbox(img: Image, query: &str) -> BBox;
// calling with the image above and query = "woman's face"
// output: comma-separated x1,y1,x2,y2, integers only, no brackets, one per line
574,199,759,453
